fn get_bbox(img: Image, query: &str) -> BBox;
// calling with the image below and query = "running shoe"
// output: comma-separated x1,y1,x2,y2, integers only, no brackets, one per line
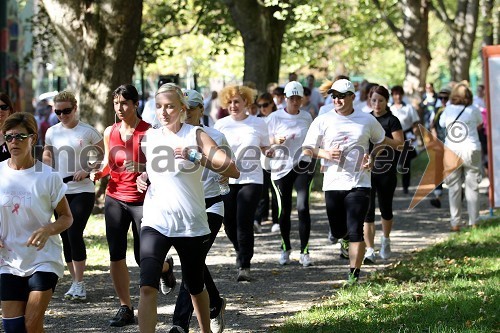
339,239,349,259
344,272,359,287
279,250,291,265
72,281,87,301
64,282,77,300
109,305,135,327
380,236,391,259
363,247,376,264
271,223,280,233
299,253,313,267
328,230,338,244
160,254,176,295
210,297,226,333
253,220,262,234
168,325,186,333
237,268,251,282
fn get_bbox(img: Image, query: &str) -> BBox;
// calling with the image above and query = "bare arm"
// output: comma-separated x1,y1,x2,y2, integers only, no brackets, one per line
42,145,54,167
92,127,111,181
197,130,240,179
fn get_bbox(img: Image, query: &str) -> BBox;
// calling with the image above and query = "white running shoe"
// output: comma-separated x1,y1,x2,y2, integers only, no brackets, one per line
279,250,291,265
64,282,77,300
363,247,376,264
72,281,87,301
271,224,280,233
380,236,392,259
299,253,313,267
236,268,251,282
210,297,226,333
253,220,262,234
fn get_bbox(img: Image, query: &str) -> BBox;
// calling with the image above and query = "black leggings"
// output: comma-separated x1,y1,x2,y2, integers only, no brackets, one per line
398,142,417,190
273,161,314,253
254,169,278,224
365,171,397,222
60,192,95,262
325,188,370,242
140,227,210,295
223,183,262,268
173,212,224,330
104,195,143,265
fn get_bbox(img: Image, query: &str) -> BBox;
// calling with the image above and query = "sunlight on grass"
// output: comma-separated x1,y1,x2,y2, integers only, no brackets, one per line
275,219,500,333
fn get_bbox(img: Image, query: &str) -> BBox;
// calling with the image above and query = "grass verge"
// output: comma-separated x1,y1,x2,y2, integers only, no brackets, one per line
275,219,500,333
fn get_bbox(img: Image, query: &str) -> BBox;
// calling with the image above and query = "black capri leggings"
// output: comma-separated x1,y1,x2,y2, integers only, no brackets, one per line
60,192,95,262
104,195,143,265
365,171,397,223
223,183,262,269
325,188,370,242
273,160,314,253
140,226,210,295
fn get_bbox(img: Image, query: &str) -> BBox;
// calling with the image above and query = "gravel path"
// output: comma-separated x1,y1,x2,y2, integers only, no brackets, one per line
40,183,490,333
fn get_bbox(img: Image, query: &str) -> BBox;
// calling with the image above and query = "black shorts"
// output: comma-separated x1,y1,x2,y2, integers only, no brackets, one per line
1,272,58,301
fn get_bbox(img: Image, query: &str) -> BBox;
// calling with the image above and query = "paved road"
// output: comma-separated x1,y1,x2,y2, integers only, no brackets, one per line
42,183,490,333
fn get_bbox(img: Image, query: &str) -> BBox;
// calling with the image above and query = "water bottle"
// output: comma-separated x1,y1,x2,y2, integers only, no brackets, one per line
218,175,230,195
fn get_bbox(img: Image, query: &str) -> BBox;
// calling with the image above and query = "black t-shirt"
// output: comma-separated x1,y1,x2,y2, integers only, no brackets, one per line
0,142,10,162
370,110,402,174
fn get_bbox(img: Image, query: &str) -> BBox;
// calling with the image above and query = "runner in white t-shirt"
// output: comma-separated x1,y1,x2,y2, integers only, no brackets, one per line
214,85,271,282
267,81,315,267
43,91,103,302
302,79,399,286
137,83,239,333
0,112,72,332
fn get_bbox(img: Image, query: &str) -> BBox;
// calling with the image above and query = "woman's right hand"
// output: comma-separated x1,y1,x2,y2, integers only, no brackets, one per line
90,171,102,182
137,172,149,193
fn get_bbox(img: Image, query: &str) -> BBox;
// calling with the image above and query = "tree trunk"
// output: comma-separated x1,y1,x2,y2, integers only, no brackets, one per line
373,0,432,96
223,0,288,92
481,0,494,46
42,0,142,132
447,0,479,82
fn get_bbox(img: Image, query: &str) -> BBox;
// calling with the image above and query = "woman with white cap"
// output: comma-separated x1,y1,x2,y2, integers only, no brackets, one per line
302,79,399,285
267,81,315,267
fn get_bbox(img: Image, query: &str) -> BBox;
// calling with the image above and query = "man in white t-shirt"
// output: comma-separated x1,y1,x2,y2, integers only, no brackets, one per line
302,79,399,285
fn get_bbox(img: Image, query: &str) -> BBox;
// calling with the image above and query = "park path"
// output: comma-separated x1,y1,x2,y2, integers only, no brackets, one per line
41,181,490,333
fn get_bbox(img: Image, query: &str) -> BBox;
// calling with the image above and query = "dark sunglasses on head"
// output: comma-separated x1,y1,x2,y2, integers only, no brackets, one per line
331,92,354,100
54,107,73,116
4,133,33,143
0,104,10,111
257,102,270,108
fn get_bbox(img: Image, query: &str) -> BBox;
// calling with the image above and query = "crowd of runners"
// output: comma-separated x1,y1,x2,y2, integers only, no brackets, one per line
0,74,488,332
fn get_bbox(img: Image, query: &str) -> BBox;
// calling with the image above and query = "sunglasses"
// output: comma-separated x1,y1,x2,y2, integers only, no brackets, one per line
0,104,10,111
257,102,270,108
331,92,354,100
54,107,73,116
4,133,34,143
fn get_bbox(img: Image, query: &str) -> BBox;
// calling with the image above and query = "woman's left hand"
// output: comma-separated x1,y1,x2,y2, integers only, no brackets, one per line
73,170,90,182
26,228,50,251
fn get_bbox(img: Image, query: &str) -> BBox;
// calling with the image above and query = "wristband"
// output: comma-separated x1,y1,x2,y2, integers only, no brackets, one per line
188,149,202,163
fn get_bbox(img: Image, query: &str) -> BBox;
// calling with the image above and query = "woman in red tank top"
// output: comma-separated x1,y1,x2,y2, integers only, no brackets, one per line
92,84,149,327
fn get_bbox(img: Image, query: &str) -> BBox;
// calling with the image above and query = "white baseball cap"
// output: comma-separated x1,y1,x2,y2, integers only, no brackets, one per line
183,89,204,108
327,79,355,95
284,81,304,97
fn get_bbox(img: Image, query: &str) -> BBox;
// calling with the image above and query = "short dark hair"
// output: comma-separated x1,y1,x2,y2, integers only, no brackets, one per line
391,85,405,95
369,85,390,102
2,112,38,137
0,92,15,116
112,84,139,104
273,87,285,96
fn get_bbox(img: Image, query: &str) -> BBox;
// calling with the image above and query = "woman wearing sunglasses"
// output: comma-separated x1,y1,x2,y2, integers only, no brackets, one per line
0,93,15,162
253,92,279,234
0,112,73,332
42,91,104,302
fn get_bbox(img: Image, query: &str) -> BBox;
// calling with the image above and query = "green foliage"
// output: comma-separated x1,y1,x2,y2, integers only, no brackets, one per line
275,219,500,333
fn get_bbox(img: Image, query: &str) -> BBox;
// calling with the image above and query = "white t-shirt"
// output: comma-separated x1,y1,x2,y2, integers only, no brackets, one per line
309,88,325,110
266,109,313,180
0,160,67,277
141,123,210,237
389,103,420,132
214,115,270,184
45,121,102,194
302,109,385,191
201,126,230,217
318,103,334,116
439,104,482,151
141,124,210,237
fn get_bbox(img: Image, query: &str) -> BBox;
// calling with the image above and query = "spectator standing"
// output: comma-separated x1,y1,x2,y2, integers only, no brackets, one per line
439,82,483,231
305,74,325,111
